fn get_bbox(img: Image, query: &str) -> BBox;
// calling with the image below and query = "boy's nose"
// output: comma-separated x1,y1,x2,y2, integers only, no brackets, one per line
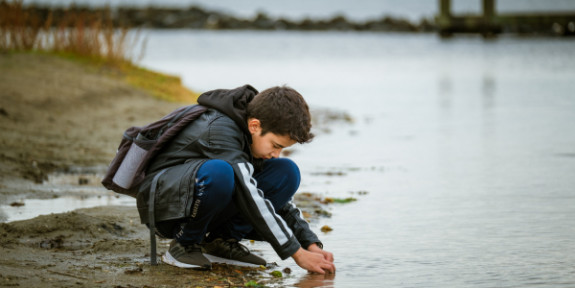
271,148,282,158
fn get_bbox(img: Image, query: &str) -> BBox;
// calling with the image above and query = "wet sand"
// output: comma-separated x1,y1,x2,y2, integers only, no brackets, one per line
0,205,288,287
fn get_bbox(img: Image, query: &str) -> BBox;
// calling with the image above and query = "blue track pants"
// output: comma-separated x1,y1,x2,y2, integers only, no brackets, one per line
155,158,300,246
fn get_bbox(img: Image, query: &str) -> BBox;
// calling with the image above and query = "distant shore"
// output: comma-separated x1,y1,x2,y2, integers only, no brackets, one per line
13,3,575,36
15,4,435,33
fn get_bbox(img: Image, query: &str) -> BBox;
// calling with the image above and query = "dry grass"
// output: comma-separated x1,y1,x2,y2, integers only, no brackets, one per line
0,0,198,103
0,0,142,64
123,65,199,103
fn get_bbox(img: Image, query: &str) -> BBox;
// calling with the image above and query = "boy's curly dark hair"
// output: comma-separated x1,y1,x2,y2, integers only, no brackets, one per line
247,86,314,144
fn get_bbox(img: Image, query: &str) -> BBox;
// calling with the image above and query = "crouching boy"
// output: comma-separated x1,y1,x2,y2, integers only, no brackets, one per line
136,85,335,274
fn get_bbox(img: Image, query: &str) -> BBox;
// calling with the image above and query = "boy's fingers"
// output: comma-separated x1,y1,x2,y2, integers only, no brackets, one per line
325,253,334,262
322,261,336,273
310,268,326,274
310,262,333,274
319,250,334,262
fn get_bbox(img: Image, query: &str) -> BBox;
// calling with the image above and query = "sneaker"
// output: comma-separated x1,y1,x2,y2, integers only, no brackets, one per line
162,240,212,269
203,238,267,267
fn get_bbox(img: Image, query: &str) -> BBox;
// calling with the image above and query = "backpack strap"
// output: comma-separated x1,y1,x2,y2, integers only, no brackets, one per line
156,105,196,138
148,168,167,265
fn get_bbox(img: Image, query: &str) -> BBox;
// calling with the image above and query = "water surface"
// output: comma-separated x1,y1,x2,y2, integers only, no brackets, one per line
2,28,573,287
139,31,575,287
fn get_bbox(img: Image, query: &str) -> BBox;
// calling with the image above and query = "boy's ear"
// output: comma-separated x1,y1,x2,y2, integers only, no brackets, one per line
247,118,261,135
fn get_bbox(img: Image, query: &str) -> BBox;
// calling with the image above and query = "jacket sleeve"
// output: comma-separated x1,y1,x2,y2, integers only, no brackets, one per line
201,115,302,260
277,200,322,250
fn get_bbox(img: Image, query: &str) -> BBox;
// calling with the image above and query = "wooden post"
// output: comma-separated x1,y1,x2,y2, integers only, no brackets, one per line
440,0,451,19
482,0,497,37
483,0,495,19
438,0,452,36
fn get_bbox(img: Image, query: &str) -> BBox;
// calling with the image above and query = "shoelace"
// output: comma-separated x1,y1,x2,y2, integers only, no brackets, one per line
225,240,250,258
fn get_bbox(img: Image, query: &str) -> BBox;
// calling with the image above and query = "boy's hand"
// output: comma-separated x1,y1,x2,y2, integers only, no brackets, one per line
292,247,336,274
307,243,334,263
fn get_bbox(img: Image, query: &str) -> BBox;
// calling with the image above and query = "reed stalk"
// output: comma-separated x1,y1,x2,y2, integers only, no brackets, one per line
0,0,144,66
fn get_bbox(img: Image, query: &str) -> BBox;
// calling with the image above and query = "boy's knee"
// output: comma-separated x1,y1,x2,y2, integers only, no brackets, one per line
272,158,301,186
200,159,233,178
258,158,301,201
281,158,300,174
196,160,234,197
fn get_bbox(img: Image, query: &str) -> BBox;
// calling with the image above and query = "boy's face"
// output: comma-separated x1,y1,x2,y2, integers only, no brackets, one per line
248,118,296,159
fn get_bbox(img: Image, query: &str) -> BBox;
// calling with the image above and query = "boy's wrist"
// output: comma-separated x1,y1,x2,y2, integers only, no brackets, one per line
307,242,323,250
292,247,305,261
307,243,323,253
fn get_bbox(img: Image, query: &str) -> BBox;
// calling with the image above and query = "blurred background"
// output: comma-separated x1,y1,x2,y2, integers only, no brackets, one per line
19,0,575,22
3,0,575,287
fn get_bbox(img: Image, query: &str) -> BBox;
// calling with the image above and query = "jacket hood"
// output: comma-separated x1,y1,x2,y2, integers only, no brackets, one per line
197,84,258,137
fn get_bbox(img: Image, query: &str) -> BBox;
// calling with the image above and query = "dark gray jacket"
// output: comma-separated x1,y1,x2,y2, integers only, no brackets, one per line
136,85,321,260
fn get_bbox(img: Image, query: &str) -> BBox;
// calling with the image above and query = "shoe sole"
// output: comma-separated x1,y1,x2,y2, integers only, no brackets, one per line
162,251,211,269
204,254,266,267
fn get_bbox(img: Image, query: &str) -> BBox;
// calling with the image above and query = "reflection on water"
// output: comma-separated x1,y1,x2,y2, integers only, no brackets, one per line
295,273,336,288
0,195,134,222
0,170,135,222
481,74,496,109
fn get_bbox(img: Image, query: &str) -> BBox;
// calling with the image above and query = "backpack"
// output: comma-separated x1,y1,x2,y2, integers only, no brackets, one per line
101,104,208,197
101,104,209,266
